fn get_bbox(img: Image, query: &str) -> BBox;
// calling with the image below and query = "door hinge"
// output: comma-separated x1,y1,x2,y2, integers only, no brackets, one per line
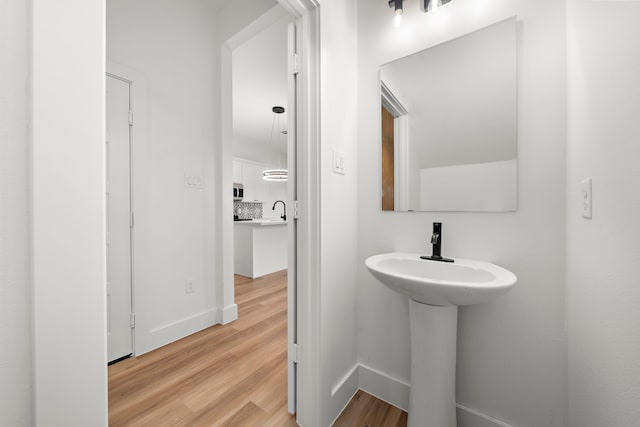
293,200,300,219
130,313,135,329
292,343,299,363
293,53,299,75
128,110,134,126
130,211,134,228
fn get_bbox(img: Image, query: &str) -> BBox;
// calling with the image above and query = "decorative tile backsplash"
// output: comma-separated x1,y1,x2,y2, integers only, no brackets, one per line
234,201,263,220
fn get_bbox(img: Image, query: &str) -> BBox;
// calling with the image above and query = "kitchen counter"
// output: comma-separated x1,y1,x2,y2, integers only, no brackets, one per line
234,220,288,278
234,219,287,226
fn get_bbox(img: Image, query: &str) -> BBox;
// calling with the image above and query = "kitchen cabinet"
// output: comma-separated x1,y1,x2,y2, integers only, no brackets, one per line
232,160,242,183
234,220,287,278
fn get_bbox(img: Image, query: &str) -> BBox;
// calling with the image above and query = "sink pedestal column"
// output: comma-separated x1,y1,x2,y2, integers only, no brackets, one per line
408,300,458,427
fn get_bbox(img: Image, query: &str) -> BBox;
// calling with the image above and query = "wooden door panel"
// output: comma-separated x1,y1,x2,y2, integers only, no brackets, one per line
381,106,395,211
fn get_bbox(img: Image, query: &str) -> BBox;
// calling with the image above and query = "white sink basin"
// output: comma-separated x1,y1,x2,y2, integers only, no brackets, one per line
365,252,516,306
365,252,517,426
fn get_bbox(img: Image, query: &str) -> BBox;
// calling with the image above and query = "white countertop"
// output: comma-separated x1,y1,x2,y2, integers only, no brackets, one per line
234,219,287,226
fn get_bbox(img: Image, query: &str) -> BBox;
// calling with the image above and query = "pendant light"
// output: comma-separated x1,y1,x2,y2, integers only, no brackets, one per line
262,106,288,181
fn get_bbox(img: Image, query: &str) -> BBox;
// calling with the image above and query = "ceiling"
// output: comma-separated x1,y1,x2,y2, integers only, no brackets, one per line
232,9,291,154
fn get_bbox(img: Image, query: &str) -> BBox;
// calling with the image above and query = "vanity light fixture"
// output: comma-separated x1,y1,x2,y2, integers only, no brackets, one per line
262,106,288,182
389,0,452,26
388,0,403,27
424,0,451,14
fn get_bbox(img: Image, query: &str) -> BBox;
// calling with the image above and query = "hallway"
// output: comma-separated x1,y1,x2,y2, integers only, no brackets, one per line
108,270,295,426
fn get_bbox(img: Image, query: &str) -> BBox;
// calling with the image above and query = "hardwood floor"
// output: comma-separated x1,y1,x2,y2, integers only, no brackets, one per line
333,391,407,427
108,269,407,427
108,270,295,427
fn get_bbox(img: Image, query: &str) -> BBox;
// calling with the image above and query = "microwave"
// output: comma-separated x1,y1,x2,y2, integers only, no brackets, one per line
233,183,244,201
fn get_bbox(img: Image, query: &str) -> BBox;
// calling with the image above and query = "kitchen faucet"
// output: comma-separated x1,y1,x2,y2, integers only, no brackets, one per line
272,200,287,221
420,222,454,263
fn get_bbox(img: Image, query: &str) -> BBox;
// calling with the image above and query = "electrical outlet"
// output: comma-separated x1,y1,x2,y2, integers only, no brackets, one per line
185,280,195,294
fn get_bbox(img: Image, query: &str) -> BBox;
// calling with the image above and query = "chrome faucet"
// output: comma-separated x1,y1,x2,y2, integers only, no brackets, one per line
272,200,287,221
420,222,454,263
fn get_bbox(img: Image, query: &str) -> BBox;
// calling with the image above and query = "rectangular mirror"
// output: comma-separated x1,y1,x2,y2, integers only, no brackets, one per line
380,17,517,212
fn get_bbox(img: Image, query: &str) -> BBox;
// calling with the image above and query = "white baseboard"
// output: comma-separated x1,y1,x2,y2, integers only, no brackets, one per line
351,363,514,427
456,403,515,427
358,363,410,411
329,364,359,426
134,304,236,357
219,303,238,324
331,364,359,397
139,308,218,355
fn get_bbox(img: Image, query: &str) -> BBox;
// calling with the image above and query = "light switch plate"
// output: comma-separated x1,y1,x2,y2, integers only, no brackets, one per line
581,178,592,219
184,173,204,189
333,150,345,175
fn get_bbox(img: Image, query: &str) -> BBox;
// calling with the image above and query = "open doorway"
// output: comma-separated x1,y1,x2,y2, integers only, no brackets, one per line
226,3,299,416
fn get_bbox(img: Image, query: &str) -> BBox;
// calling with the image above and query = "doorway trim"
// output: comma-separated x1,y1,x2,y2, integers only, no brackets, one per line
105,61,150,356
280,3,322,426
381,80,410,211
105,72,134,362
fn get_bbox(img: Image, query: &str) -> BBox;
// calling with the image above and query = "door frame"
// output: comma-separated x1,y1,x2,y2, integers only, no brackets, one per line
105,72,134,362
106,61,149,357
286,19,299,415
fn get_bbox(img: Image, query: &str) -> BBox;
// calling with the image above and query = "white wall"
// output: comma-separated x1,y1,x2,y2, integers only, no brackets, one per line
217,0,278,42
32,0,108,424
357,1,567,426
319,0,360,424
566,2,640,426
107,0,220,353
0,0,32,425
231,10,290,156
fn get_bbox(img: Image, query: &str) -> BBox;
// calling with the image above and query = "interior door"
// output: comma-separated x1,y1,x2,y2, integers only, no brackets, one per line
106,74,134,363
287,20,299,415
381,106,395,211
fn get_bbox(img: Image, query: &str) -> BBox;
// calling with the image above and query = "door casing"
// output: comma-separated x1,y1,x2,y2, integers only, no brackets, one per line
105,73,134,362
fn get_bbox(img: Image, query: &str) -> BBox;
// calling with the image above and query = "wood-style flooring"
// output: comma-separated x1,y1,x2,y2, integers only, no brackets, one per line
333,390,407,427
108,269,407,427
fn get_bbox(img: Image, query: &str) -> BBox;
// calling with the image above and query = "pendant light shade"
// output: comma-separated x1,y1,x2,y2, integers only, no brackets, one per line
262,106,288,181
262,169,288,181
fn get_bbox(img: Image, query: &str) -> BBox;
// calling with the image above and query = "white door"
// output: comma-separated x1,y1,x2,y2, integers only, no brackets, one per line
287,20,299,415
106,74,134,363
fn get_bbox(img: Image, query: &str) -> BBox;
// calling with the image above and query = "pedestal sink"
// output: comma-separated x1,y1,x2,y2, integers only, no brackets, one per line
365,253,517,427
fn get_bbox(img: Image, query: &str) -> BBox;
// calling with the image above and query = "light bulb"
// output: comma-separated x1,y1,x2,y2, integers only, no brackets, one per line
427,0,442,14
393,11,402,28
